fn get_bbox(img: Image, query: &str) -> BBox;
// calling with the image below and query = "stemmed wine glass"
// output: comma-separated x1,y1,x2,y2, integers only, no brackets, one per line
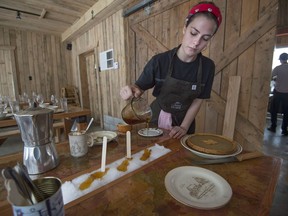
36,94,44,106
51,95,58,105
0,96,9,111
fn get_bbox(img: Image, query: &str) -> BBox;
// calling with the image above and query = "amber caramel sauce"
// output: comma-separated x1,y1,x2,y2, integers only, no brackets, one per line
117,157,133,172
140,148,151,161
117,159,129,172
79,168,110,190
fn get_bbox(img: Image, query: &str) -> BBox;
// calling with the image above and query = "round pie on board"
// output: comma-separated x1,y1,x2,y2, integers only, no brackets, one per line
186,133,238,155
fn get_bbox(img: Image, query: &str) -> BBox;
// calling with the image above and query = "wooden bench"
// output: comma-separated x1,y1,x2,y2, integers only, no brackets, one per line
0,121,65,144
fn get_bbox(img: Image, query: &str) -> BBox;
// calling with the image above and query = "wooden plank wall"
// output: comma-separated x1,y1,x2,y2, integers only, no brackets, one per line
124,0,278,151
71,10,127,120
0,27,72,101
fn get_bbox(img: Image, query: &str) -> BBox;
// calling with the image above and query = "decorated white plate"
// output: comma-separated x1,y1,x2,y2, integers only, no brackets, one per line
89,131,117,145
138,128,163,137
165,166,232,209
181,135,242,159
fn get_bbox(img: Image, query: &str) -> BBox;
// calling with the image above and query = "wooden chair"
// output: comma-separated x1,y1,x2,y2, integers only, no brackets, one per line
0,122,65,144
61,86,80,107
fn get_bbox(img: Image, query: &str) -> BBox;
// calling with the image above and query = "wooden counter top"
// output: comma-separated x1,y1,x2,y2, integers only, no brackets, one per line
0,128,282,216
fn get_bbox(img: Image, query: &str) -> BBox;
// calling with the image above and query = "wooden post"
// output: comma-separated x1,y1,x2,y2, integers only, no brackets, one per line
222,76,241,139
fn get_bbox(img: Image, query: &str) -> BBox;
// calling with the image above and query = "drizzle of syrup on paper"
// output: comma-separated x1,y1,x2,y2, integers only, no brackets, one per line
140,148,151,161
117,158,132,172
79,168,110,190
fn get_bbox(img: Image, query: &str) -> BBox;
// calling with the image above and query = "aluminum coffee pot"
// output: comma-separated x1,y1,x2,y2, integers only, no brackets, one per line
14,107,59,174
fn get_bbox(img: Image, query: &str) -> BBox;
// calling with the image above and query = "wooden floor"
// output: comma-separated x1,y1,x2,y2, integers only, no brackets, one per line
0,121,287,216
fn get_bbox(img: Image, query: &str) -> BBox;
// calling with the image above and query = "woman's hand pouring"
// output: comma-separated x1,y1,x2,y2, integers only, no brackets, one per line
120,85,143,100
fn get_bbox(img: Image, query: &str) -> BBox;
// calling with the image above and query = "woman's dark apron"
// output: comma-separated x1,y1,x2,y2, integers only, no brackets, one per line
150,50,203,134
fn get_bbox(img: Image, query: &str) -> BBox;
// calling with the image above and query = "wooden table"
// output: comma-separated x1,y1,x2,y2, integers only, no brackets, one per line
0,106,91,142
0,106,91,128
0,128,282,216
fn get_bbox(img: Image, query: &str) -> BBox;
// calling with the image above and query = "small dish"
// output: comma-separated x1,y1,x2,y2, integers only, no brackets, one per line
39,103,50,108
89,131,117,145
138,128,163,137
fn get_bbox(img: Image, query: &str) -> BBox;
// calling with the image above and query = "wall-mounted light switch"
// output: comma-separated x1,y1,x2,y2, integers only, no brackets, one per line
114,62,119,69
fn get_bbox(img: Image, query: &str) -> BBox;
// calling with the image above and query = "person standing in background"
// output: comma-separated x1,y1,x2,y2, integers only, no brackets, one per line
268,52,288,136
120,1,222,139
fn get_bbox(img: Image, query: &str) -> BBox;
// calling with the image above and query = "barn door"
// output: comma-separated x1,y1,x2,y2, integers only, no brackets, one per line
0,46,19,100
125,0,277,151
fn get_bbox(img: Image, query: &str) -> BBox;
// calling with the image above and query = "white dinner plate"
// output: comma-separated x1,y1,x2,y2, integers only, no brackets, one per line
181,135,242,159
165,166,232,209
0,113,13,120
89,131,117,145
54,109,65,113
138,128,163,137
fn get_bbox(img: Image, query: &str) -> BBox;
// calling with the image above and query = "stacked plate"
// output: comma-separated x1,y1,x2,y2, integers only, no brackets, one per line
180,133,242,159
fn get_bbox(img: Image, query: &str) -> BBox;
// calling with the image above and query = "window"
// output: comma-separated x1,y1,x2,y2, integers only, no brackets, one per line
99,49,114,71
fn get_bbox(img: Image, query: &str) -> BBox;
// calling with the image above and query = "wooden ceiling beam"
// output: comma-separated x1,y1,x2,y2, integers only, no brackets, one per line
61,0,131,42
276,27,288,36
0,21,62,35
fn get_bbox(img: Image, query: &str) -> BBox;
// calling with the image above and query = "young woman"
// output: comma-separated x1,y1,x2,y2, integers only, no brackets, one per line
120,1,222,139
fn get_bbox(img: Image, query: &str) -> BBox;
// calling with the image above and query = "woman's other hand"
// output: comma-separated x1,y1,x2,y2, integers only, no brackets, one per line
169,126,188,139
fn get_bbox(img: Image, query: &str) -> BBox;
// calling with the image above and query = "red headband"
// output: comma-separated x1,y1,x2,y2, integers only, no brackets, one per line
187,3,222,26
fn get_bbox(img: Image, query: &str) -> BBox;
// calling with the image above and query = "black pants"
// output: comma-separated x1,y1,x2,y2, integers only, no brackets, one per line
269,90,288,132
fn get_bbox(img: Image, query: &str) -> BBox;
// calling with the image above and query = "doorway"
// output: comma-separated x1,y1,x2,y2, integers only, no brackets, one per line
78,50,103,127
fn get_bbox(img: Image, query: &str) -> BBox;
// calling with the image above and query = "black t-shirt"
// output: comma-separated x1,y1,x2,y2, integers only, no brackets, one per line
135,47,215,99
